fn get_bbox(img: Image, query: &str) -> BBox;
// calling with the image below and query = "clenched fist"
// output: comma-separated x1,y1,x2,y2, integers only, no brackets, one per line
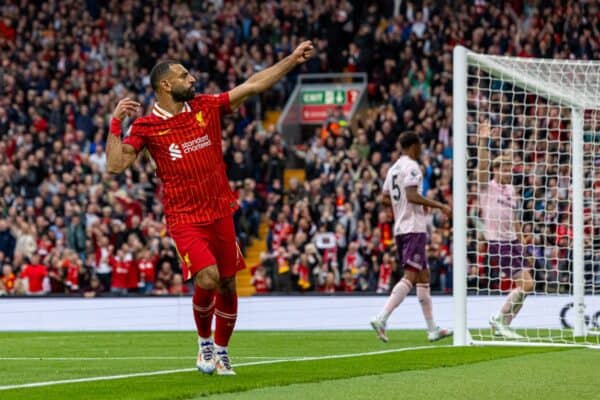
292,41,315,65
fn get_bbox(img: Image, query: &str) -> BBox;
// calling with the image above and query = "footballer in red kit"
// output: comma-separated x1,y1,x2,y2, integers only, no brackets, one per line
106,41,315,375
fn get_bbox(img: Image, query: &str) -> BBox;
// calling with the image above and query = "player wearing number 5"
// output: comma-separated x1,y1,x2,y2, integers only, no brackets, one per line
370,132,453,343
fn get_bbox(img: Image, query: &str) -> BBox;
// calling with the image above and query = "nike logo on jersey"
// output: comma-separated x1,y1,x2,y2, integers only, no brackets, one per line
158,129,171,135
169,143,183,160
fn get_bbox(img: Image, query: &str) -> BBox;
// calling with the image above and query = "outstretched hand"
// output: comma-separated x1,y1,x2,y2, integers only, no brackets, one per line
112,98,140,120
479,119,490,139
292,41,315,64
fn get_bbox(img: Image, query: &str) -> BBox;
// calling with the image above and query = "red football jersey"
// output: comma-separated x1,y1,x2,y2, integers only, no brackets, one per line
123,93,238,227
252,275,269,293
109,256,129,289
138,258,156,283
65,262,80,290
20,264,47,293
378,262,392,291
126,258,139,289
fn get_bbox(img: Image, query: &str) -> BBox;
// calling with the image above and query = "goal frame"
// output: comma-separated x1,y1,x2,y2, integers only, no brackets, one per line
452,46,587,347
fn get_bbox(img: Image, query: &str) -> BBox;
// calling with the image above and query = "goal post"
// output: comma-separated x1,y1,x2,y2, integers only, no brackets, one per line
452,46,600,347
453,46,469,346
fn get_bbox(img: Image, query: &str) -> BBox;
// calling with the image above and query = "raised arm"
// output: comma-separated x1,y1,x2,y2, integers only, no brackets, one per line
227,41,315,110
106,98,140,174
477,119,492,188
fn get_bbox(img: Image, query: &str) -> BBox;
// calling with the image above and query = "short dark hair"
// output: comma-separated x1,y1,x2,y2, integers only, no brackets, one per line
150,60,178,91
399,131,421,149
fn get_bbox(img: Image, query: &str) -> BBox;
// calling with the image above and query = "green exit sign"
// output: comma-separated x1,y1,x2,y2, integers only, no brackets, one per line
301,90,346,105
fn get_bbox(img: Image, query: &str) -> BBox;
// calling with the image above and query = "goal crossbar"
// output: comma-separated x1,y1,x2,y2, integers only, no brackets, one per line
468,51,600,109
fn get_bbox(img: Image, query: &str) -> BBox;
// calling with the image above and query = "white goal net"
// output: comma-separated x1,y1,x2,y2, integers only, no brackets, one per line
453,46,600,347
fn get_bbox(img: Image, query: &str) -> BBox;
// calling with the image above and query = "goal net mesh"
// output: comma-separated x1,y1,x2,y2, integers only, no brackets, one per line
465,53,600,345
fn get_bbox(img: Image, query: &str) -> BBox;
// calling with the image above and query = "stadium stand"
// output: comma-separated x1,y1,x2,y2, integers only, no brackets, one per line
0,0,597,295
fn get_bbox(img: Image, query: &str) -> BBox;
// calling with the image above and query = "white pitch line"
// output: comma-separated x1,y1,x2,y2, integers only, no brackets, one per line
0,345,449,391
0,356,293,361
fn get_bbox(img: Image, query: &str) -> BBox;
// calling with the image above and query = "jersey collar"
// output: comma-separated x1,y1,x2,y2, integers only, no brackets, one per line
152,102,191,119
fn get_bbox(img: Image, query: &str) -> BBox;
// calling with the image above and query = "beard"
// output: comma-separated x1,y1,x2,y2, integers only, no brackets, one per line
171,86,195,102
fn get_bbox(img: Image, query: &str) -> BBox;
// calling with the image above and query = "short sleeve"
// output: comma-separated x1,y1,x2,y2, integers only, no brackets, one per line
382,171,392,195
404,166,422,187
189,93,231,116
122,123,146,152
213,92,231,115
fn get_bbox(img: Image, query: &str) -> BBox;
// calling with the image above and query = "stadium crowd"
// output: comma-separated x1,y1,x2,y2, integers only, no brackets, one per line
0,0,598,296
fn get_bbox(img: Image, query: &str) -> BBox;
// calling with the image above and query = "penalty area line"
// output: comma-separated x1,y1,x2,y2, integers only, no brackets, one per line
0,345,449,391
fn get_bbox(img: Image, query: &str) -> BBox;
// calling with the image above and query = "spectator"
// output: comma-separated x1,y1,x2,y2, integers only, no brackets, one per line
152,280,169,296
83,275,105,298
169,273,190,295
62,249,82,293
156,261,174,290
0,220,16,261
20,254,48,295
376,253,394,293
94,237,113,291
137,249,157,294
1,0,597,296
66,215,86,260
1,264,16,295
250,264,272,294
321,271,337,294
109,244,131,296
14,223,37,259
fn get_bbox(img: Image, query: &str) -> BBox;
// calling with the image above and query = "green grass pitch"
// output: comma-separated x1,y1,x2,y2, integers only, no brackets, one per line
0,331,598,400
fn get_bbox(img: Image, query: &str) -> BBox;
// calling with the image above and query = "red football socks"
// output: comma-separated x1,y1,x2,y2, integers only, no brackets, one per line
214,291,238,346
192,286,215,338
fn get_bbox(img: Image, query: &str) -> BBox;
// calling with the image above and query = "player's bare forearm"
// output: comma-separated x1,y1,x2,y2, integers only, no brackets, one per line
477,120,491,185
405,187,451,217
407,192,443,209
106,134,137,174
229,41,314,109
477,138,490,184
107,98,141,173
248,56,297,93
228,60,294,110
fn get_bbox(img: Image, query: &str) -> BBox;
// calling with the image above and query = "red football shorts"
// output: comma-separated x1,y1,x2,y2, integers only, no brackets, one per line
169,216,246,281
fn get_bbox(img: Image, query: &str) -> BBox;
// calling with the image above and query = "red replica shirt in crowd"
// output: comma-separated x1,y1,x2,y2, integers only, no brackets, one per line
20,264,47,293
138,258,156,283
123,93,238,227
253,275,269,293
109,256,129,289
126,258,139,290
66,263,79,290
378,262,392,291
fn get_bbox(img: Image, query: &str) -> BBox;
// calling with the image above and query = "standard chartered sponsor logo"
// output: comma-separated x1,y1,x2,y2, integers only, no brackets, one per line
169,135,211,161
169,143,183,160
182,135,211,153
